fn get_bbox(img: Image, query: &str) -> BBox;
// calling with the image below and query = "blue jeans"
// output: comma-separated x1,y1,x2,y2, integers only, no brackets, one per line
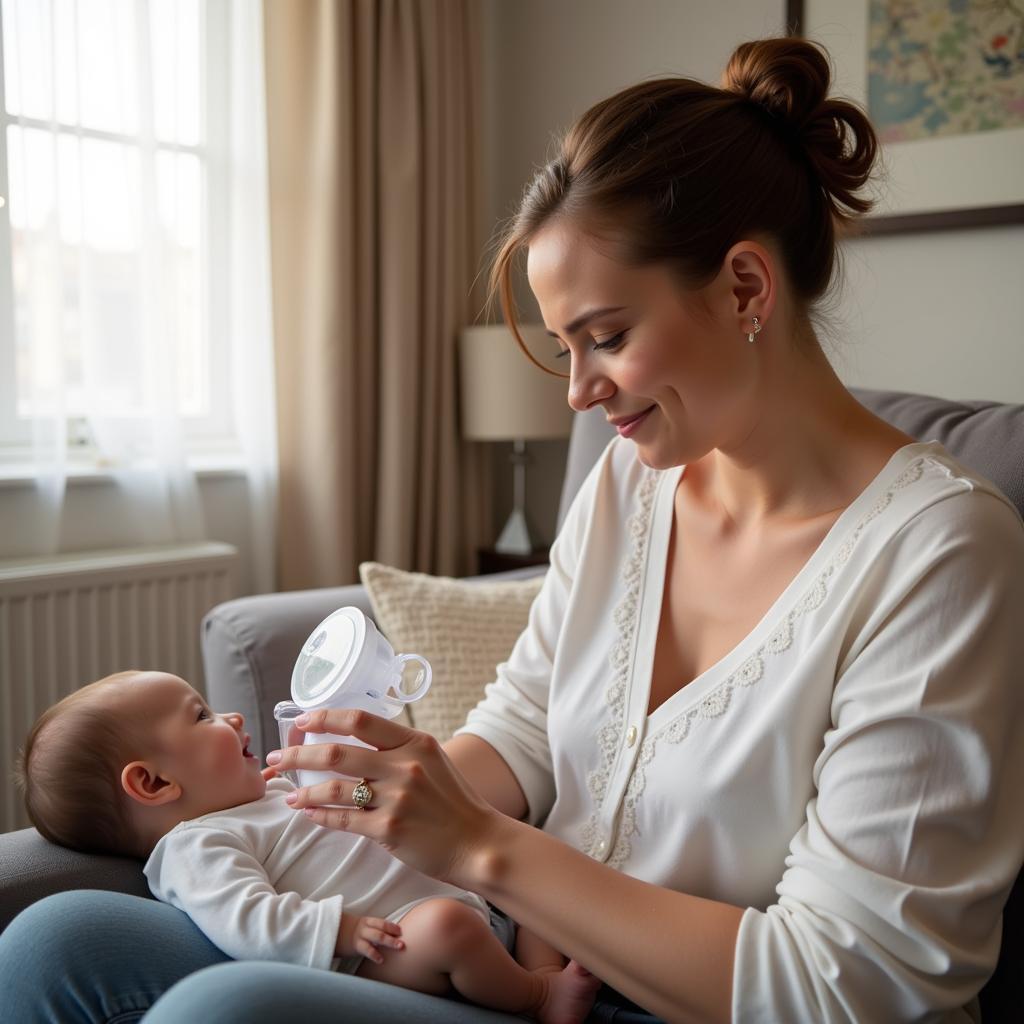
0,890,662,1023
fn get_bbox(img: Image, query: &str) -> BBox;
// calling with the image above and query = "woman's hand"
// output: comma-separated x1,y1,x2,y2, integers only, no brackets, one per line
264,710,501,884
260,720,304,782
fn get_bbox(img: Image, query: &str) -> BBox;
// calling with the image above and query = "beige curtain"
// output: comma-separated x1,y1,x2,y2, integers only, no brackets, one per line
263,0,493,590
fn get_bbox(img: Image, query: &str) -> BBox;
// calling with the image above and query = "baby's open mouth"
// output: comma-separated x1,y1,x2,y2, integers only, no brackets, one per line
242,742,254,759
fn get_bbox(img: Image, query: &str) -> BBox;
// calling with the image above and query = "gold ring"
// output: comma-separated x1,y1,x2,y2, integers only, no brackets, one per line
352,779,373,810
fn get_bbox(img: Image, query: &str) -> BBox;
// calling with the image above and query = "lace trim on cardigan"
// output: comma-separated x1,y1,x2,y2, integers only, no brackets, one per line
599,457,928,870
579,467,660,858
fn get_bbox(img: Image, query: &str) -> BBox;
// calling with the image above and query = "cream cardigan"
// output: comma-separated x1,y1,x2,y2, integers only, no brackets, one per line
457,437,1024,1022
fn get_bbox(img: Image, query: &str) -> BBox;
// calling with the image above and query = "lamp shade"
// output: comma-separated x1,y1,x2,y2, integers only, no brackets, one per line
459,324,573,441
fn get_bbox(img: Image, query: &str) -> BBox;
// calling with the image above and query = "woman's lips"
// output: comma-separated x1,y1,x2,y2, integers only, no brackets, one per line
616,406,655,437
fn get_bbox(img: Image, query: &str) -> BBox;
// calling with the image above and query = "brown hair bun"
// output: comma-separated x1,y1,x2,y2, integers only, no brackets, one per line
722,37,879,219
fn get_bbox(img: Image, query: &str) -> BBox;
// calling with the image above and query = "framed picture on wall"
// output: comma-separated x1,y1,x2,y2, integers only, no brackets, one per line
791,0,1024,234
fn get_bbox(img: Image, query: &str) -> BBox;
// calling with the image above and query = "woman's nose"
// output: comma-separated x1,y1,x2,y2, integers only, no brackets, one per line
567,357,615,412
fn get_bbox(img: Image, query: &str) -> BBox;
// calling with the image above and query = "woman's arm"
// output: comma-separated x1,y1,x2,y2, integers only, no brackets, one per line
442,739,732,1015
446,726,733,1016
270,715,741,1023
438,737,737,1015
468,813,743,1024
442,734,528,821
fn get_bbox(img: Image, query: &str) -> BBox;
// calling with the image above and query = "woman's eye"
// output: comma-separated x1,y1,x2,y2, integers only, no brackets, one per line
553,330,627,360
594,331,626,351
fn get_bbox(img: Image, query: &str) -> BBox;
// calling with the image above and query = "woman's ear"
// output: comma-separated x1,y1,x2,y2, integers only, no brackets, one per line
121,761,182,807
725,239,776,324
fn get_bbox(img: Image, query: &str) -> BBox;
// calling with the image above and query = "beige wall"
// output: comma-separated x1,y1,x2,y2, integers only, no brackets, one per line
826,226,1023,398
480,0,1024,548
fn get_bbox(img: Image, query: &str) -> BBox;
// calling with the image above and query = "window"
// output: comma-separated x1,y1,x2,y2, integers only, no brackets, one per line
0,0,234,456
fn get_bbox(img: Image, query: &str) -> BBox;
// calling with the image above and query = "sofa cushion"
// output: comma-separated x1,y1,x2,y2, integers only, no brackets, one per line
358,561,544,741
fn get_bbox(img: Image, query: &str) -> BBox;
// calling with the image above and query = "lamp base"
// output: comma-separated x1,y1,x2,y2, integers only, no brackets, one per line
494,506,535,556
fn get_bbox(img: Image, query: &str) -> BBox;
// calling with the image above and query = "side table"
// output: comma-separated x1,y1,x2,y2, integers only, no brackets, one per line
476,547,550,576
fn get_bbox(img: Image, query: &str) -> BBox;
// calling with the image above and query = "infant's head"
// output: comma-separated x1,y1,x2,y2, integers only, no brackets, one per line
15,671,266,858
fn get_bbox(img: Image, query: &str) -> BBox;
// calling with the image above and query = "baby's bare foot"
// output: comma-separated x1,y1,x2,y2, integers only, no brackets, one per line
536,959,602,1024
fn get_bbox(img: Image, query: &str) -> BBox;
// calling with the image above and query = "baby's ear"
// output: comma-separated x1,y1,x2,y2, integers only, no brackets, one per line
121,762,181,807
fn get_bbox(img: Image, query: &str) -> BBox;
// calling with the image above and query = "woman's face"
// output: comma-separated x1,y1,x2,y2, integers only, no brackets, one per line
526,219,760,470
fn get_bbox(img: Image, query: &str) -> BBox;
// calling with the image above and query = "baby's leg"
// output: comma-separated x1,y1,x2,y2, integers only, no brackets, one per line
356,898,598,1022
357,898,541,1008
515,923,602,1020
354,898,448,997
515,924,567,974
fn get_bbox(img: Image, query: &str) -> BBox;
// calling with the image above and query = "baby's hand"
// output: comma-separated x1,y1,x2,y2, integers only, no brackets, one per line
337,913,405,964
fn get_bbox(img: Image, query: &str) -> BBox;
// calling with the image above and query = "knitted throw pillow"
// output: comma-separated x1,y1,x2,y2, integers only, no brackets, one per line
358,561,545,742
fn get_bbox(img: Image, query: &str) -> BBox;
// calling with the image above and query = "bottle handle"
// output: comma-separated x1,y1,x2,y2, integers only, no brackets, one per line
367,653,432,704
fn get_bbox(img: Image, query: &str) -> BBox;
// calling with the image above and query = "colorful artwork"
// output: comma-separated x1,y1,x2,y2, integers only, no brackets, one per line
867,0,1024,143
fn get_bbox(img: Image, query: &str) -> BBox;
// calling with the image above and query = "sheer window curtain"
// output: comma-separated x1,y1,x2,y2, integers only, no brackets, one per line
3,0,277,592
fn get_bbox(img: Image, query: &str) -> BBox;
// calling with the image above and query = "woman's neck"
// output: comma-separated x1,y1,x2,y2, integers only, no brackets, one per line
690,341,912,534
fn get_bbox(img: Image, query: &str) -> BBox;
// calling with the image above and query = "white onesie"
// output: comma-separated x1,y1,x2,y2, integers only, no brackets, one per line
144,777,488,973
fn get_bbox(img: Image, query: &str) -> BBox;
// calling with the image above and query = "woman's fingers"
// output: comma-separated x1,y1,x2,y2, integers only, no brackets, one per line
286,777,375,809
300,802,426,861
265,710,410,774
302,804,379,839
268,716,499,884
266,736,375,778
297,708,412,750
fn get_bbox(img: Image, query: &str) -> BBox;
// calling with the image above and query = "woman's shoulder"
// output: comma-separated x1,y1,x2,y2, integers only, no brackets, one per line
900,441,1023,533
873,441,1024,574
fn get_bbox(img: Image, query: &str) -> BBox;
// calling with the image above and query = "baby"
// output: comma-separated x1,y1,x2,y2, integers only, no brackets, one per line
16,670,600,1023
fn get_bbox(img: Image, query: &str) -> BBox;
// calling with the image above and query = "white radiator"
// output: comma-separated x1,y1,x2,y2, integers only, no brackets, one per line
0,542,240,833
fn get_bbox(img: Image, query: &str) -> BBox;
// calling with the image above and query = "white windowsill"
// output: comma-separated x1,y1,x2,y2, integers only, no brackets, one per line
0,451,248,489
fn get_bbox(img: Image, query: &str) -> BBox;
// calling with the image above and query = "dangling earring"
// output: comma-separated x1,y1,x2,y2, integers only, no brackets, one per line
747,316,761,344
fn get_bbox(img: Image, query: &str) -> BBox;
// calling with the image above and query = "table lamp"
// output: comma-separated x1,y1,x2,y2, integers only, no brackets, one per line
459,324,574,555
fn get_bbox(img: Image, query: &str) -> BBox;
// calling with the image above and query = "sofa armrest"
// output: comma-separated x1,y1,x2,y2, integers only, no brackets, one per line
0,827,151,934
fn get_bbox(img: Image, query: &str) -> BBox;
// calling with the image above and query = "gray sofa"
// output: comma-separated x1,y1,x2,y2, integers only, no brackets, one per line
1,388,1022,1020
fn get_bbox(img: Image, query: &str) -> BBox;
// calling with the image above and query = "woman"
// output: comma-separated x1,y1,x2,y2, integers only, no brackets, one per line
3,36,1023,1024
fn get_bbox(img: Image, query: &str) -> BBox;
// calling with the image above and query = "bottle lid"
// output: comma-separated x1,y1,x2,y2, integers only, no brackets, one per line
290,607,373,710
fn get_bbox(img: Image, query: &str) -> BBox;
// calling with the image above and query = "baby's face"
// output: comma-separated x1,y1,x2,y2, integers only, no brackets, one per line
125,672,266,817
